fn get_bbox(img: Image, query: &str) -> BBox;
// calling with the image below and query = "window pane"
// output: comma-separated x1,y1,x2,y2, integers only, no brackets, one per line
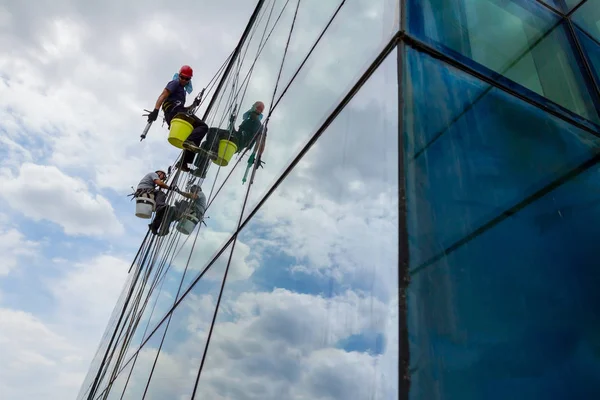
575,25,600,88
540,0,585,13
141,243,231,399
405,44,600,267
238,0,396,223
538,0,564,12
566,0,587,12
572,0,600,42
408,0,600,123
192,53,399,399
275,0,398,90
406,47,600,400
176,0,298,300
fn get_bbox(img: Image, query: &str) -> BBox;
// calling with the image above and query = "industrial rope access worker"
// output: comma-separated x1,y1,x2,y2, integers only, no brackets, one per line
150,184,207,236
130,169,173,221
193,101,267,178
145,65,209,172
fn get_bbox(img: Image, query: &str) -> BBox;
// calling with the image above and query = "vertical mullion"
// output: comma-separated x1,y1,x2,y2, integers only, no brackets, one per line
397,22,410,400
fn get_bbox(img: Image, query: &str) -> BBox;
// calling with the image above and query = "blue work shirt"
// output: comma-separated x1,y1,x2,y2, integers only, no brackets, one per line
162,79,187,114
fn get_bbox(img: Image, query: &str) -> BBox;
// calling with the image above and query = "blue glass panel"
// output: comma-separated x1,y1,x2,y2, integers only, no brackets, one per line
538,0,566,13
192,53,399,399
405,42,600,267
572,0,600,42
540,0,585,13
565,0,586,11
406,47,600,400
575,26,600,88
408,0,600,123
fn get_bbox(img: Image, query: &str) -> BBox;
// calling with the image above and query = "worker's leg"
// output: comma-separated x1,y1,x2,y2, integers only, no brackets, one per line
182,120,209,167
150,190,168,234
151,205,174,236
192,128,237,178
201,128,233,153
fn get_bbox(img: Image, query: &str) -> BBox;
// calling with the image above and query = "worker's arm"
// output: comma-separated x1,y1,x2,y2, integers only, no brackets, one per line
179,191,199,200
254,126,267,157
257,132,266,157
153,179,170,190
197,194,207,217
154,88,170,110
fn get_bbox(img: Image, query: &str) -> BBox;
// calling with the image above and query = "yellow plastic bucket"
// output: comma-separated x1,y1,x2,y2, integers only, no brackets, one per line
213,139,238,166
168,117,194,149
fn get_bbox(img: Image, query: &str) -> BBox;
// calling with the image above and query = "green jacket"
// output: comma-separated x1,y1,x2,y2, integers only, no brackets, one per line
236,118,263,151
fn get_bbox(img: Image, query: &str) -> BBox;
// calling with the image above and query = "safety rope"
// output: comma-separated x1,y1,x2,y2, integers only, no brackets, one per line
91,2,279,395
88,0,355,396
191,2,302,398
204,0,290,206
95,232,173,398
203,0,280,204
96,229,182,399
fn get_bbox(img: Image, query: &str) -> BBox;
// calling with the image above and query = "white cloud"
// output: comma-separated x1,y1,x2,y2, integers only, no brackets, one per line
172,228,256,283
0,253,131,400
0,227,38,275
50,254,130,335
116,288,396,400
1,163,124,236
39,18,87,60
0,308,86,399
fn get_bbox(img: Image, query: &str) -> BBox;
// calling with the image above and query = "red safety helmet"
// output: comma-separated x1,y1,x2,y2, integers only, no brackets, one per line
179,65,193,78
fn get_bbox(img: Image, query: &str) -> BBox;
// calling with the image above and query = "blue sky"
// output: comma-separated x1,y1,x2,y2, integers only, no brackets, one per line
0,0,400,399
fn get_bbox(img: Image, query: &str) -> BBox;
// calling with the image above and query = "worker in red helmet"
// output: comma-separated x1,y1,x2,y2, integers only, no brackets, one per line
146,65,209,172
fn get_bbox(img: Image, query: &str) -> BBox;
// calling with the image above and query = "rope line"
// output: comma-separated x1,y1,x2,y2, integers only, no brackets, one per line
87,0,355,396
190,1,302,397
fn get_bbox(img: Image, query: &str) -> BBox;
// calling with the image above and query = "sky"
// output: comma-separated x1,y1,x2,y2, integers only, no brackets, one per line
0,0,400,399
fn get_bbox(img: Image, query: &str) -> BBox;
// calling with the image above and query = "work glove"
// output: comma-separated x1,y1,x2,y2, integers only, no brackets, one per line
145,108,159,122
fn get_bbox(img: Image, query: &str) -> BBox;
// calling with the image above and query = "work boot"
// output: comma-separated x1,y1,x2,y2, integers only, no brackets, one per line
182,140,201,153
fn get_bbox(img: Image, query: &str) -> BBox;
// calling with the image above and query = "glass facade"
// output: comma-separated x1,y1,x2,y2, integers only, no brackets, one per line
79,0,600,399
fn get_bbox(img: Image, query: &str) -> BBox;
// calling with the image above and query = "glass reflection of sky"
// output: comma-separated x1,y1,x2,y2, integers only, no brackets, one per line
114,50,400,400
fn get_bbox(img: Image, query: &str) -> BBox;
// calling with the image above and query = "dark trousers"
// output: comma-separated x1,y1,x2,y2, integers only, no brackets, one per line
194,128,239,176
149,190,169,233
201,127,237,152
165,106,209,166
